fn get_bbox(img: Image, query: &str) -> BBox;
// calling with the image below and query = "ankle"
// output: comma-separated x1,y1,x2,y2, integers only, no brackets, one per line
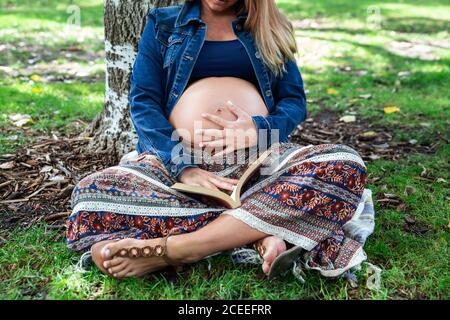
166,234,203,264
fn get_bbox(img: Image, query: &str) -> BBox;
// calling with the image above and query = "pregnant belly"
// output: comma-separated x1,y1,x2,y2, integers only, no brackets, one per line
169,77,269,148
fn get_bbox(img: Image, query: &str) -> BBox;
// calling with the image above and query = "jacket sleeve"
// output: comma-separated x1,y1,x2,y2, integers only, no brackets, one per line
129,12,198,179
251,60,307,147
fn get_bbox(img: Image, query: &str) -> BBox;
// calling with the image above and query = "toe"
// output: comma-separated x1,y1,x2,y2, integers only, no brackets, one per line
114,266,132,279
101,239,130,260
105,256,126,269
107,261,129,276
91,240,116,274
262,244,278,265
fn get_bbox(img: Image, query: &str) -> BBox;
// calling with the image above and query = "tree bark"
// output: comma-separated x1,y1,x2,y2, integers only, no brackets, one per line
84,0,179,158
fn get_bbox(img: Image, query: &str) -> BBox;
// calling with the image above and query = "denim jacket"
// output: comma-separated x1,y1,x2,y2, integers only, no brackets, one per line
129,0,307,179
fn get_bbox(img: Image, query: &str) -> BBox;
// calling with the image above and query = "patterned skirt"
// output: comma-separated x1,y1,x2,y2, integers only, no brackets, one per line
66,142,369,277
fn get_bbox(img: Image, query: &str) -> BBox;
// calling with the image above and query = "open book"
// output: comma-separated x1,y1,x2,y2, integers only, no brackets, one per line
171,149,273,209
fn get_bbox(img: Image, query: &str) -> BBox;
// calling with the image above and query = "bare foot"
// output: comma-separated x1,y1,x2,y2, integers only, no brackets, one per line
257,236,287,274
91,240,116,274
97,238,178,279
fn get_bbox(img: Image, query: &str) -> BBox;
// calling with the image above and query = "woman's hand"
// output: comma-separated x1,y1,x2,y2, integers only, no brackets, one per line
196,101,258,159
178,167,239,191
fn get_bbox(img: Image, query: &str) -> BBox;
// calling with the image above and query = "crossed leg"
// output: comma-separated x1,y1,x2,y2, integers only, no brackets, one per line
91,212,287,278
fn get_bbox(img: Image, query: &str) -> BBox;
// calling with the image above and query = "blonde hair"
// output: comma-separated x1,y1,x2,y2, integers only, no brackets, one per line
185,0,297,77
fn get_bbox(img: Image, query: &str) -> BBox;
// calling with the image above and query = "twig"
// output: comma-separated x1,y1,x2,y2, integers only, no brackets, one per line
0,180,13,189
0,181,60,204
44,212,69,222
31,137,93,149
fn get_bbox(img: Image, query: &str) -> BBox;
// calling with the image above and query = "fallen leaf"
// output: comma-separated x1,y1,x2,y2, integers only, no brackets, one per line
31,87,44,94
360,131,377,138
0,161,15,170
25,160,40,166
327,88,339,95
339,115,356,123
359,94,372,100
404,215,416,225
9,114,33,127
368,154,381,161
40,165,54,173
30,75,41,81
398,71,411,78
6,135,18,141
374,143,390,149
384,106,401,114
48,175,66,182
404,185,416,196
409,139,418,145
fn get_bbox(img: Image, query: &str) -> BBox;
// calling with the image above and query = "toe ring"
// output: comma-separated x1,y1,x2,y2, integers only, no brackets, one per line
154,245,165,257
142,246,154,257
129,247,141,258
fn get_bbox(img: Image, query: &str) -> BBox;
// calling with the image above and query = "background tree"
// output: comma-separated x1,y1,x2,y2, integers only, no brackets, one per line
84,0,179,157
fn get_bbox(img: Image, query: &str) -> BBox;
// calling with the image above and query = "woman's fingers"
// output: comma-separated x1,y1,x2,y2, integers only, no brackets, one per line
200,139,226,148
202,180,220,190
201,113,230,128
225,101,248,118
196,129,224,139
215,175,239,185
209,176,236,191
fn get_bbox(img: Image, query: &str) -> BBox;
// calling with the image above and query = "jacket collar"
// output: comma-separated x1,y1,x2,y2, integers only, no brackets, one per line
175,0,248,28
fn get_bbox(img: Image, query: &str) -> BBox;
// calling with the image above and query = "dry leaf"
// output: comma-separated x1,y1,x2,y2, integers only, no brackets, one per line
40,165,54,173
32,87,44,93
339,115,356,123
359,94,372,99
384,106,400,114
361,131,377,138
48,175,66,182
404,185,416,196
30,75,41,81
9,114,33,127
327,88,339,95
0,161,15,170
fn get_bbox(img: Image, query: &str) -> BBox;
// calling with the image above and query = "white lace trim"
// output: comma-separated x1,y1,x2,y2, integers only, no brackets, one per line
71,201,224,217
224,208,318,250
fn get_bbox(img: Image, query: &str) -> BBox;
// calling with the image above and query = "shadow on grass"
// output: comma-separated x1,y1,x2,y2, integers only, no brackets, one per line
296,15,450,35
279,0,450,21
384,16,450,34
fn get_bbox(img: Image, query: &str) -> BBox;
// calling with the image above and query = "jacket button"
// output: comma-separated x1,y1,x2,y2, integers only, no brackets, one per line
255,51,261,59
236,24,242,31
265,90,272,97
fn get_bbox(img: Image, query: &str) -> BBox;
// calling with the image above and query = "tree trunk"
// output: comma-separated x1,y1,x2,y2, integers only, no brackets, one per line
84,0,179,158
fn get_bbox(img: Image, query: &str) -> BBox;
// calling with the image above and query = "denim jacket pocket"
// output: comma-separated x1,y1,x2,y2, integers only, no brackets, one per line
157,29,186,69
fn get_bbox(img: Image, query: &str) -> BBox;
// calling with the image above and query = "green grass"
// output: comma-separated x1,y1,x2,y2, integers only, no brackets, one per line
0,0,449,299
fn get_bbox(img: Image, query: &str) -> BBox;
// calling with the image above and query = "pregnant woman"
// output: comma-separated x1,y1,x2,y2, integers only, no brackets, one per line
66,0,370,279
